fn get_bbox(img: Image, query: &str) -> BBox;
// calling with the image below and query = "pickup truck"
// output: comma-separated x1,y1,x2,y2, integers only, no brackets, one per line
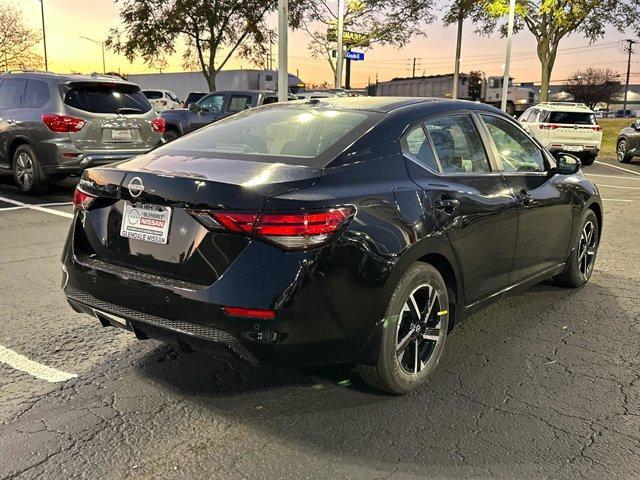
161,90,292,141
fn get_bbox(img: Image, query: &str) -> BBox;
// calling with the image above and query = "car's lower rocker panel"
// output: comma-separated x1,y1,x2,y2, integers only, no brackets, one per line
64,286,259,365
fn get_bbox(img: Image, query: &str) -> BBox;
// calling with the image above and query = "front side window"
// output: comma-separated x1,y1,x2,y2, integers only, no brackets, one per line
481,115,545,172
403,125,439,172
425,115,491,174
198,94,224,113
0,78,26,109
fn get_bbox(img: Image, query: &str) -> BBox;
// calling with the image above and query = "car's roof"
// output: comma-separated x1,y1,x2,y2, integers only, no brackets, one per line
307,96,446,113
535,102,594,113
211,89,275,95
0,71,135,86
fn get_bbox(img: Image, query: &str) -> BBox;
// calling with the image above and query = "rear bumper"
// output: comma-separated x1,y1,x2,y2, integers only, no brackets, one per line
546,143,600,157
61,216,392,367
43,149,154,175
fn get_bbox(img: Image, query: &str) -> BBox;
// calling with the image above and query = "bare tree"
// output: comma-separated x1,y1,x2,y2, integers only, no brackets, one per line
565,68,621,110
301,0,436,78
0,2,42,71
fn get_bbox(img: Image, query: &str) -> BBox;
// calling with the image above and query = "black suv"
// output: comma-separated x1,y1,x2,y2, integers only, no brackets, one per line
0,72,164,194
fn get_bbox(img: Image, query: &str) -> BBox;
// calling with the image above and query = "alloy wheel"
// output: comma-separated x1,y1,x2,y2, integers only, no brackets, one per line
578,220,597,279
618,141,626,162
15,152,34,190
395,284,444,375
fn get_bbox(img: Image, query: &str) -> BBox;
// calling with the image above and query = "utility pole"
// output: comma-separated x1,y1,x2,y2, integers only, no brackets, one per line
622,39,637,118
452,10,464,99
335,0,345,89
277,0,288,102
412,58,416,78
501,0,516,112
80,37,106,74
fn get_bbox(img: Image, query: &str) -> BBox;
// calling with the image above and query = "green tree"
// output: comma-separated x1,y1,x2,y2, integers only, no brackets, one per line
452,0,640,102
301,0,437,78
107,0,306,90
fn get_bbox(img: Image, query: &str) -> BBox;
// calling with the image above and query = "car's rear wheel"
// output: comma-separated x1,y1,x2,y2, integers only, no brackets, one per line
12,145,49,195
554,210,599,288
617,140,633,163
357,263,450,395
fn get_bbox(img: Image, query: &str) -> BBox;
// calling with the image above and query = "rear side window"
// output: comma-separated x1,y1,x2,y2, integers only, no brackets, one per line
186,93,205,104
543,111,596,125
403,125,439,172
64,84,152,114
160,105,380,166
143,90,163,100
227,94,252,113
0,78,26,109
425,115,491,174
23,80,50,108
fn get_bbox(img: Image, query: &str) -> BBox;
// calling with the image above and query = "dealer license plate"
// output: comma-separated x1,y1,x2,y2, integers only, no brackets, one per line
565,145,584,152
112,129,133,141
120,203,171,244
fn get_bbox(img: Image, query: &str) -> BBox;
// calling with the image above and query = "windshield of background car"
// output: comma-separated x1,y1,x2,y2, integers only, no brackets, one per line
158,104,383,167
64,84,152,114
542,111,596,125
143,90,163,100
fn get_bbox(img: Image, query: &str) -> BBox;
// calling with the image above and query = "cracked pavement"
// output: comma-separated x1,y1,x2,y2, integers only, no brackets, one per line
0,159,639,480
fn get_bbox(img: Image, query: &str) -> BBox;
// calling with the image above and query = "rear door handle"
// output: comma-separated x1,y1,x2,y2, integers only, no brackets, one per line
434,197,460,213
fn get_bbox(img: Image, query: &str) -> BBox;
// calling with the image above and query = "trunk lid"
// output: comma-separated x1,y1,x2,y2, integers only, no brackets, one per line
77,153,321,286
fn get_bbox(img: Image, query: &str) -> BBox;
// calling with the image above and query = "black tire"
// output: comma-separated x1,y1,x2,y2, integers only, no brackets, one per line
580,154,596,166
617,139,633,164
12,144,49,195
163,129,179,142
554,209,599,288
506,102,516,117
357,262,450,395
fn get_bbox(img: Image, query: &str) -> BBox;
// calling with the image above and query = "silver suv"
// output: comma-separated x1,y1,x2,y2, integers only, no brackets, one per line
0,72,164,194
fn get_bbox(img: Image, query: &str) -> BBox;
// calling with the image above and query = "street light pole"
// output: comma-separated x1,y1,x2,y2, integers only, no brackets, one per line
335,0,345,89
500,0,516,113
277,0,288,102
80,37,106,74
38,0,48,71
452,10,464,99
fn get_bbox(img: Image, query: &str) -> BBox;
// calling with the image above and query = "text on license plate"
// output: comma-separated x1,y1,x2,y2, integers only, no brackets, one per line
112,129,133,141
120,203,171,244
565,145,583,152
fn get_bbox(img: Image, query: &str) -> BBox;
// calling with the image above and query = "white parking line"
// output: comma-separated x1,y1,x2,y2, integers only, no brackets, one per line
0,195,73,218
587,173,640,181
0,345,77,383
594,161,640,176
597,184,640,190
602,199,633,202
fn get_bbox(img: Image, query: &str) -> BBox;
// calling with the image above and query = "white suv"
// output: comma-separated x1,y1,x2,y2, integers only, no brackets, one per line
142,90,182,112
519,102,602,165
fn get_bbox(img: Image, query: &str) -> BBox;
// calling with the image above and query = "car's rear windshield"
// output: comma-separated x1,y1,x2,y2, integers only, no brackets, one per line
64,84,152,114
158,104,382,166
143,90,163,100
542,111,596,125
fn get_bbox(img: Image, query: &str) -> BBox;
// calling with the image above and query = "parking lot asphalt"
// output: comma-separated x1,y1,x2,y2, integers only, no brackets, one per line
0,158,639,480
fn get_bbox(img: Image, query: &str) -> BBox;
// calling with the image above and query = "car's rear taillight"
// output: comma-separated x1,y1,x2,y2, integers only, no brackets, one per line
223,306,275,319
41,114,86,133
591,125,602,132
151,117,166,134
72,187,96,211
190,207,354,250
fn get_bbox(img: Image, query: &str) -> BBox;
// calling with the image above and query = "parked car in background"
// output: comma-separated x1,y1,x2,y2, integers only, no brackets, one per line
519,102,602,165
182,91,207,108
296,91,335,100
0,72,164,194
63,98,602,394
616,118,640,163
142,89,182,112
161,90,294,141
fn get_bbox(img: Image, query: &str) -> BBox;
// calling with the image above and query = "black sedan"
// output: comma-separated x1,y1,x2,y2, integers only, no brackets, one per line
62,98,602,394
616,118,640,163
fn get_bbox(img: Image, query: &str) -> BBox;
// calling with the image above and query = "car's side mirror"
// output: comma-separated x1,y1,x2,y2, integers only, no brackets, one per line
556,153,581,175
189,103,198,112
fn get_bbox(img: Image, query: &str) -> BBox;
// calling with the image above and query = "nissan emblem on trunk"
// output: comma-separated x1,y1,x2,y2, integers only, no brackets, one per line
128,177,145,198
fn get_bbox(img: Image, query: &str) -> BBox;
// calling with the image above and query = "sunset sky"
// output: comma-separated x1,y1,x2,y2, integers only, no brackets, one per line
19,0,640,87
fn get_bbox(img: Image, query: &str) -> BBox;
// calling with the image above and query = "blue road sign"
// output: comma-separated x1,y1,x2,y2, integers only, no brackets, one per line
345,51,365,61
